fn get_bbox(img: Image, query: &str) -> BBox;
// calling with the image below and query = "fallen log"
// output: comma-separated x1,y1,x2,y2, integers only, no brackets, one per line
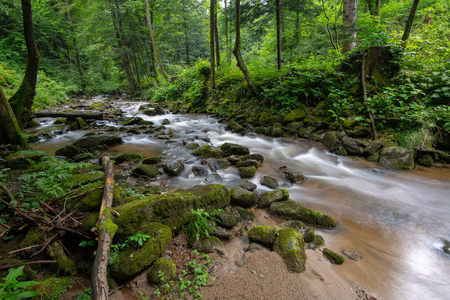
92,156,116,300
34,111,105,120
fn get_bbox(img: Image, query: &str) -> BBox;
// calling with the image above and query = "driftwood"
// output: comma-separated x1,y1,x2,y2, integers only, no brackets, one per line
361,53,378,139
92,156,116,300
34,111,105,120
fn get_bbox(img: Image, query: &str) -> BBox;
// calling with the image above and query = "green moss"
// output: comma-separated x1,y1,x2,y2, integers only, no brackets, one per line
259,112,270,124
20,226,45,249
238,166,256,178
53,117,67,125
192,145,213,158
114,153,143,164
100,208,118,236
147,258,177,284
323,248,344,264
273,228,307,273
236,206,255,221
248,226,277,248
5,150,47,169
30,277,73,300
303,227,315,243
283,108,307,123
81,213,99,231
65,182,122,212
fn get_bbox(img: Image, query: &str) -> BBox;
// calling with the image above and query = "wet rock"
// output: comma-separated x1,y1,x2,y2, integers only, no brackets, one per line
283,171,305,183
28,119,40,128
75,117,87,128
123,117,143,125
342,249,361,261
230,186,259,208
73,153,94,162
346,126,372,138
142,156,163,165
147,258,176,284
189,236,224,253
269,200,338,229
417,154,433,167
163,160,185,176
53,117,67,125
221,142,250,156
274,228,307,273
260,176,278,189
303,227,315,243
236,159,260,168
161,118,170,125
218,211,238,228
444,244,450,255
246,243,269,252
132,164,161,178
228,179,257,191
342,136,364,155
323,248,344,264
192,165,208,177
238,166,256,178
228,120,245,134
283,220,307,232
379,146,414,170
73,134,122,150
248,225,277,248
204,158,230,172
138,119,154,126
211,226,233,240
154,105,165,115
322,132,343,152
310,235,324,249
192,145,221,158
241,153,264,164
126,128,141,135
269,123,284,137
258,189,289,208
283,108,307,124
205,173,222,182
55,145,82,159
114,153,143,164
185,142,200,150
368,153,380,162
142,109,158,116
236,206,256,221
364,140,384,156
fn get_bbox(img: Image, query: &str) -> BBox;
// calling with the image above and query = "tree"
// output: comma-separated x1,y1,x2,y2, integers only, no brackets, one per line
402,0,420,42
276,0,281,69
233,0,257,96
65,0,84,80
8,0,39,129
341,0,358,53
0,86,27,148
210,0,215,90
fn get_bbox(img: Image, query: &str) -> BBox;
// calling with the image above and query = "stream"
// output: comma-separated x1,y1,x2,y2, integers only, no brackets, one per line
30,96,450,300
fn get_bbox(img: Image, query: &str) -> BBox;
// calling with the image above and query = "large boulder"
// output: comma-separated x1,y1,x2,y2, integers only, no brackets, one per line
283,108,307,124
147,258,177,284
322,132,343,153
132,164,161,178
55,145,82,159
258,189,289,208
73,134,122,150
364,140,384,156
248,225,277,248
230,186,259,208
341,136,364,156
114,184,230,237
221,143,250,156
269,200,338,229
379,146,414,170
260,176,278,189
227,120,245,134
273,228,307,273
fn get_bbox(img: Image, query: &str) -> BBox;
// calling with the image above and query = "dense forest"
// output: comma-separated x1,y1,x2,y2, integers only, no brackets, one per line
0,0,450,299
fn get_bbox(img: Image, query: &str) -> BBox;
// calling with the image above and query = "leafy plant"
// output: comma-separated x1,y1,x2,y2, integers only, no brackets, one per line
0,266,38,300
108,233,151,265
183,209,222,241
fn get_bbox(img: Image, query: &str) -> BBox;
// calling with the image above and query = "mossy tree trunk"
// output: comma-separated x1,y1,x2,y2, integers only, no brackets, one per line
8,0,39,129
0,86,27,148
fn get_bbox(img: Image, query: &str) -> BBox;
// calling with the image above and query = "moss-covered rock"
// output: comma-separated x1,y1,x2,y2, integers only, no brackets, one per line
192,145,221,158
364,140,384,156
323,248,344,264
258,189,289,208
47,242,77,274
73,134,122,150
75,117,87,128
417,154,434,167
273,228,307,273
55,145,82,159
221,143,250,156
312,235,325,248
241,153,264,164
147,258,177,284
342,119,359,129
111,223,172,279
283,220,306,232
303,227,315,243
342,136,364,156
53,117,67,125
284,171,305,184
236,206,255,221
228,120,245,134
114,184,230,237
65,182,122,212
5,150,47,169
259,112,270,124
260,176,278,189
379,146,414,170
238,166,256,178
248,225,277,248
230,186,259,208
113,153,143,164
322,132,344,152
189,236,224,253
283,108,307,124
29,277,73,300
236,159,260,168
192,166,208,177
142,156,163,165
368,153,380,162
163,160,185,176
204,158,230,171
20,226,45,249
218,212,238,228
161,118,171,125
73,153,94,162
269,200,338,229
132,164,161,178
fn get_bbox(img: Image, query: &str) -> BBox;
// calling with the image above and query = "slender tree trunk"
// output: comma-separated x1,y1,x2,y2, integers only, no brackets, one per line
342,0,358,53
133,53,141,90
225,0,230,63
361,53,377,139
8,0,39,129
0,87,27,148
233,0,257,96
65,42,73,70
210,0,215,90
293,11,300,48
322,0,338,50
276,0,281,69
334,0,341,46
66,0,84,79
144,0,169,82
402,0,420,42
145,42,157,80
376,0,381,17
214,0,220,67
182,0,191,65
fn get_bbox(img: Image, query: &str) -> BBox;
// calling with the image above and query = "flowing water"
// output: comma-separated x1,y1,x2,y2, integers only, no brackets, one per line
31,98,450,300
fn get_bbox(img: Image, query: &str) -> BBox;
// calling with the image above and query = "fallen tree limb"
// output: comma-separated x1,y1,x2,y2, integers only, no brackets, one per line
0,260,57,271
0,183,16,203
33,111,105,120
92,156,116,300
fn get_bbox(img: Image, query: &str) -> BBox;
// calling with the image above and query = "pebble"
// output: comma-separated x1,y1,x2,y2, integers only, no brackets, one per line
342,249,361,261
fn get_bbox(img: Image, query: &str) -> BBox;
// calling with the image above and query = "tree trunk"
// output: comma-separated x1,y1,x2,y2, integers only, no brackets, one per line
92,157,116,300
402,0,420,42
276,0,281,69
66,0,84,79
233,0,257,96
210,0,216,90
182,0,190,65
225,0,231,63
8,0,39,129
214,0,220,67
322,0,338,50
293,11,300,48
65,42,73,70
0,87,27,148
342,0,358,53
144,0,169,82
376,0,381,17
361,53,377,139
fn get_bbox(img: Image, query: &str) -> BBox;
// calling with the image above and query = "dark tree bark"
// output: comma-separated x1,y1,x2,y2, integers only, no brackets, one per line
233,0,257,96
66,0,84,79
8,0,39,129
402,0,420,42
276,0,281,69
65,41,73,70
214,0,220,67
210,0,216,90
376,0,381,17
322,0,338,50
182,0,191,65
0,87,27,148
225,0,231,63
144,0,169,82
342,0,358,53
293,11,300,48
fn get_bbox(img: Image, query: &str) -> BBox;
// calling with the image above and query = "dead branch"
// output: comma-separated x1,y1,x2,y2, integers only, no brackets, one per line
0,260,57,271
9,244,40,255
29,233,60,258
0,183,16,203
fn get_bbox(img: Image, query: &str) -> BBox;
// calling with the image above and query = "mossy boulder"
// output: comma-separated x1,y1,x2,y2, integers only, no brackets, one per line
218,211,238,228
248,226,277,248
73,153,94,162
269,200,338,229
323,248,344,264
192,166,208,177
114,184,230,237
269,123,284,137
364,140,384,156
284,171,305,183
260,176,278,189
142,156,163,165
111,223,172,279
230,186,259,208
5,150,47,169
161,118,171,125
241,153,264,164
75,117,87,128
55,145,82,159
283,108,307,124
379,146,414,170
283,220,307,232
147,258,177,284
273,228,307,273
342,119,359,129
236,206,255,221
228,120,245,134
342,136,364,156
322,132,344,152
192,145,221,158
236,159,260,169
73,134,122,150
113,153,143,164
259,112,270,124
303,227,315,243
163,160,185,176
221,143,250,156
238,166,256,178
204,158,230,171
417,154,434,167
29,277,73,300
311,235,325,248
189,236,224,253
142,109,158,116
65,182,122,212
53,117,67,125
132,164,161,178
258,189,289,208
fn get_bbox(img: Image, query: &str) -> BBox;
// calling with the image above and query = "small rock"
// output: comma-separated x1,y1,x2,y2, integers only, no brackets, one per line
260,176,278,189
342,249,361,261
